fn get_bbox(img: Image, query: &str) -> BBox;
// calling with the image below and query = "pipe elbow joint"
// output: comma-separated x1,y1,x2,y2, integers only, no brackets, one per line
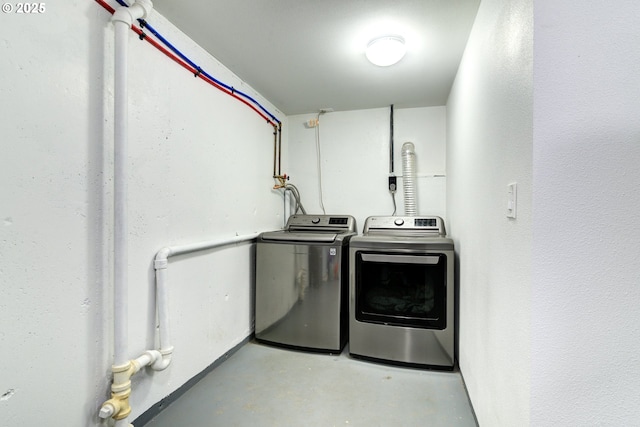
151,346,174,371
112,0,153,26
134,0,153,15
155,247,171,270
131,349,162,374
111,8,134,26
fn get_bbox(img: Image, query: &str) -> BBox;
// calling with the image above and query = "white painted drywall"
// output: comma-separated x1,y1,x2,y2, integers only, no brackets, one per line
447,0,533,425
0,3,284,425
532,1,640,425
287,107,447,230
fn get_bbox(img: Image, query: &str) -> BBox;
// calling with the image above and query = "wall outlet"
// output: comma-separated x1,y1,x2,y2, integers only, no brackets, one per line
507,182,517,219
388,175,397,192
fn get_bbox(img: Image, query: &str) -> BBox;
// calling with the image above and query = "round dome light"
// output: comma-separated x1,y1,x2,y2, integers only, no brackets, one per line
366,36,406,67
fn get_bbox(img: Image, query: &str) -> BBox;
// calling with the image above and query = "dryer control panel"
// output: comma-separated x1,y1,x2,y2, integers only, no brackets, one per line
363,216,446,237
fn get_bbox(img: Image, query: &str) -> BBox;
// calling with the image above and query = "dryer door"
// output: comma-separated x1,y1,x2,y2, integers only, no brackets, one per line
354,251,447,329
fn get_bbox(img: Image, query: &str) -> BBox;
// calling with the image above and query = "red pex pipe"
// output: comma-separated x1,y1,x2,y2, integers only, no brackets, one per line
93,0,278,128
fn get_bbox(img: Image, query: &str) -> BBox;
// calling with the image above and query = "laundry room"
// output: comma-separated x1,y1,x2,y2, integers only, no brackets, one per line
3,1,640,427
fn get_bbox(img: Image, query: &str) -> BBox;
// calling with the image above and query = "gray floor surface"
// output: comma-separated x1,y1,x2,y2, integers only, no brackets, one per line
144,341,477,427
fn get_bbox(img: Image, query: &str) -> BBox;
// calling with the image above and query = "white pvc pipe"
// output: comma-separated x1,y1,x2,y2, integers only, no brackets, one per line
152,259,172,368
152,233,259,367
133,350,161,372
112,13,132,427
157,233,260,259
113,15,131,371
112,0,155,370
111,2,153,426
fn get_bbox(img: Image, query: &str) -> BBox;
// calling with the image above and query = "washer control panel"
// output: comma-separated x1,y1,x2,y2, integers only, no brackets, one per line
287,214,357,233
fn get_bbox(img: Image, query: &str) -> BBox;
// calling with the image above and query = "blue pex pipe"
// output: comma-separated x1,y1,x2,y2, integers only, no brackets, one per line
113,0,281,124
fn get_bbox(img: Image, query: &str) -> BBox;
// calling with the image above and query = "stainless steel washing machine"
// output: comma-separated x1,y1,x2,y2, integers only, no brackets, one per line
255,214,356,353
349,216,455,369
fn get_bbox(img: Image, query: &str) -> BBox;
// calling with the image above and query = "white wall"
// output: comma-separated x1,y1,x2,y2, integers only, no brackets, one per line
447,0,533,425
287,107,447,230
532,1,640,425
0,3,284,425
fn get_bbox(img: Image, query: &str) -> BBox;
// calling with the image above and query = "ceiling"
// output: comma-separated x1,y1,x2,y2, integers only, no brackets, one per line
151,0,480,116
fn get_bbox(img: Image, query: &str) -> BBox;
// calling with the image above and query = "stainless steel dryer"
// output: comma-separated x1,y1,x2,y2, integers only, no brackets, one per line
255,214,356,353
349,216,455,369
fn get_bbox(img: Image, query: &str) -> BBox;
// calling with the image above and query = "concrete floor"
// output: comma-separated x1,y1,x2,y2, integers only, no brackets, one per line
143,341,477,427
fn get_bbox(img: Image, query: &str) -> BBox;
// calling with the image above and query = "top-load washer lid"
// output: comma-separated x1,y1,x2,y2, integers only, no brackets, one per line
363,216,447,237
260,231,338,243
259,215,356,243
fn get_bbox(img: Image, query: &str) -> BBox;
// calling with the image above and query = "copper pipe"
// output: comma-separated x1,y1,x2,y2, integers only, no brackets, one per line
277,123,282,176
272,125,277,177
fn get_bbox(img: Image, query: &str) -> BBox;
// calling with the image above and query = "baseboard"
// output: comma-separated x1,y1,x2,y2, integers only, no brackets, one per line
133,334,253,426
458,366,480,427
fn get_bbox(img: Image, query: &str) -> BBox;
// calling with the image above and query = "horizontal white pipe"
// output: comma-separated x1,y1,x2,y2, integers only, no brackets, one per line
133,350,161,372
150,233,260,369
155,233,260,261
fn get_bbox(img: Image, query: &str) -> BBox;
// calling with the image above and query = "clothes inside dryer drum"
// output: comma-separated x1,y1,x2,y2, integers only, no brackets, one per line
365,285,435,315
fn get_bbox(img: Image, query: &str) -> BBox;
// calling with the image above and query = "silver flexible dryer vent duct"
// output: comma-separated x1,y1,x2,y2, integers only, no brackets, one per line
402,142,418,216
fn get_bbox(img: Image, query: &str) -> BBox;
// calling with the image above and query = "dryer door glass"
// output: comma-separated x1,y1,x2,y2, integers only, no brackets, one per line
354,251,447,329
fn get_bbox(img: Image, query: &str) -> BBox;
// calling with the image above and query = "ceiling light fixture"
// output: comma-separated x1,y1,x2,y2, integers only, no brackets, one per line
366,36,406,67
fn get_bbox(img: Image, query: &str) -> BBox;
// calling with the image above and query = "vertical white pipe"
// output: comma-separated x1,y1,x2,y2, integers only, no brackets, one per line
113,18,130,369
111,4,153,426
112,0,153,370
155,266,172,352
113,18,132,427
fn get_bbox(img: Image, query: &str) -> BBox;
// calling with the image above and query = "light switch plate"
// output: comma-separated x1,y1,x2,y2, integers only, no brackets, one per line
507,183,517,219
